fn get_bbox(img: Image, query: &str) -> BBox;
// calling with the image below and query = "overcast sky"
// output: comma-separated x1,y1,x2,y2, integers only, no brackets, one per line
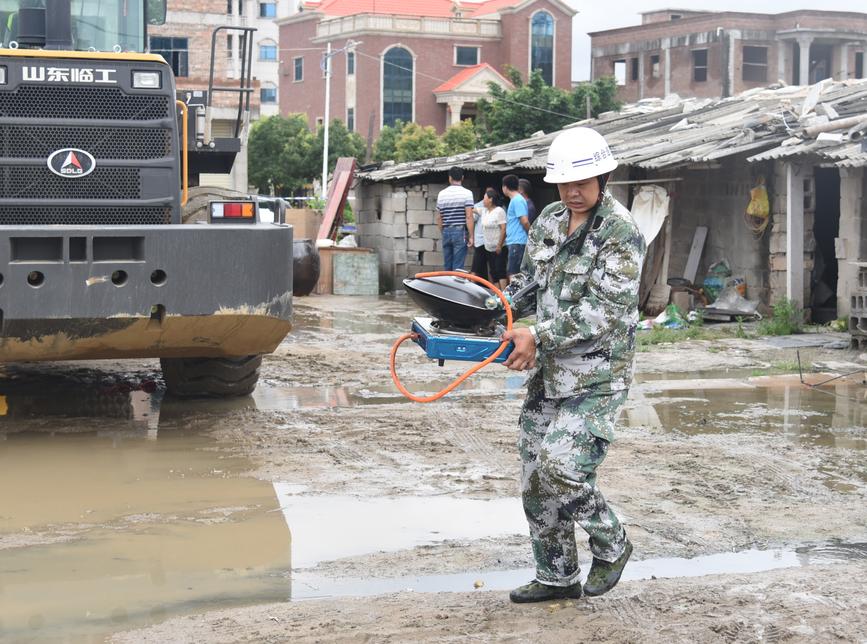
568,0,865,81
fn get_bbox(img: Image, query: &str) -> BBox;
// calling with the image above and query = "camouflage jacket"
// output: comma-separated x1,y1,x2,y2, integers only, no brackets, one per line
517,192,646,398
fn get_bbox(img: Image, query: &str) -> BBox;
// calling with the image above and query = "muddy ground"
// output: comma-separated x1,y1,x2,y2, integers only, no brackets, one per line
3,294,866,642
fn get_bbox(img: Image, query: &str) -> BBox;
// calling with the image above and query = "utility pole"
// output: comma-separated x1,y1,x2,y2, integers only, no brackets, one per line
321,41,332,200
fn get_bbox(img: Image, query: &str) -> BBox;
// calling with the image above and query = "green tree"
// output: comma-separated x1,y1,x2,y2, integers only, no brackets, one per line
476,68,622,145
572,76,622,120
442,119,479,155
371,120,406,163
248,114,316,195
395,122,444,163
311,118,367,175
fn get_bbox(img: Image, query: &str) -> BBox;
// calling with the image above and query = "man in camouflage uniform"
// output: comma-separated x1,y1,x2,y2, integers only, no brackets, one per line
502,127,646,603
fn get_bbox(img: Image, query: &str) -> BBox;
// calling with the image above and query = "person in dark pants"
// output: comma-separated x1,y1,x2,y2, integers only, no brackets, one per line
502,174,529,281
470,195,489,281
519,178,538,226
475,188,507,288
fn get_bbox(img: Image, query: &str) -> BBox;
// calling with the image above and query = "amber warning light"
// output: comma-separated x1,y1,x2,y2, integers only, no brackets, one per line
209,201,257,222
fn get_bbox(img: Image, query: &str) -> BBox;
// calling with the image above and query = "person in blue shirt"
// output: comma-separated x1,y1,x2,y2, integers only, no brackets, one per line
502,174,529,280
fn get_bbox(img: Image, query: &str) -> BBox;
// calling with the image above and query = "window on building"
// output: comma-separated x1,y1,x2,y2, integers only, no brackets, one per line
238,0,243,15
259,2,276,18
856,52,864,79
650,54,660,78
742,45,768,82
530,11,554,85
226,34,233,59
692,49,708,82
631,57,639,81
259,43,277,61
382,46,413,127
455,46,479,66
150,37,188,77
614,60,626,86
227,0,232,14
347,107,355,132
670,14,682,20
293,56,303,82
347,51,355,75
260,85,277,103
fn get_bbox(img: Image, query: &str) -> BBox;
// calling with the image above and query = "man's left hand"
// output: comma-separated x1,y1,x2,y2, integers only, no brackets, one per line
502,327,536,371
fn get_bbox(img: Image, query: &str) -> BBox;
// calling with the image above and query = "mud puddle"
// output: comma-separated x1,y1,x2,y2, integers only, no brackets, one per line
291,542,867,600
627,383,867,448
271,485,528,569
254,374,526,409
0,423,294,640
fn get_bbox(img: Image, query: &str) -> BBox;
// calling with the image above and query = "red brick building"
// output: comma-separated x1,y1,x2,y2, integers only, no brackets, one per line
590,9,867,102
277,0,575,136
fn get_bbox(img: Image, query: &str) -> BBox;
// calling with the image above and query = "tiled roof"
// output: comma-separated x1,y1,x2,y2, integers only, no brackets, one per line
359,79,867,181
302,0,522,18
470,0,524,16
433,63,506,92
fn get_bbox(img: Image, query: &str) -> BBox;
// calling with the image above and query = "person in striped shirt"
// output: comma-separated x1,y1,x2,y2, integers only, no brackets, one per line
436,167,475,271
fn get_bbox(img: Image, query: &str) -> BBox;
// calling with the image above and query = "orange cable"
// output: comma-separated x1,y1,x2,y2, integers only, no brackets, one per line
389,271,513,403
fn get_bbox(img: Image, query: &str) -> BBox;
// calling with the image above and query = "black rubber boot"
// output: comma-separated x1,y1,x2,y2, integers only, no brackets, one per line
509,579,583,604
583,539,633,597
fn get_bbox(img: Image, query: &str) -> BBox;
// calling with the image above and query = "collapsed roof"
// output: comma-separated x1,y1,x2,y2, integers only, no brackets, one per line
358,79,867,183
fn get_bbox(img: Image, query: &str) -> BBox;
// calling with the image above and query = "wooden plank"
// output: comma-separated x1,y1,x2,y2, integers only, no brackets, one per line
315,247,334,295
640,223,667,309
659,207,673,285
682,226,708,284
317,157,357,241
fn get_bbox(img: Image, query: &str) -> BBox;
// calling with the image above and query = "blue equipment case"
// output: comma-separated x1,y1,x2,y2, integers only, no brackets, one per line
411,317,514,364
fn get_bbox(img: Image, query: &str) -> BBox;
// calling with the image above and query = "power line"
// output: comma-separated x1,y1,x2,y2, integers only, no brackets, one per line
351,48,585,122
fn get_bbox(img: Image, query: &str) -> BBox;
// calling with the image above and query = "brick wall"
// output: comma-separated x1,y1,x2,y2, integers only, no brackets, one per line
593,10,867,100
280,0,573,140
152,1,260,111
500,0,573,89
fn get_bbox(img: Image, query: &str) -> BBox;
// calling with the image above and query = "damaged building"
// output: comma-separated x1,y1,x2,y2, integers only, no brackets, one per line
354,78,867,333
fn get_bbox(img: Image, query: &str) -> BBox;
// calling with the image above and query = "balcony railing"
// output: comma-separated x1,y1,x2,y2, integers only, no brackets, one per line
315,14,502,39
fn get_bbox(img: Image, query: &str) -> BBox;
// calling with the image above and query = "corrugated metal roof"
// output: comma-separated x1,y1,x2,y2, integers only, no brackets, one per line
359,79,867,183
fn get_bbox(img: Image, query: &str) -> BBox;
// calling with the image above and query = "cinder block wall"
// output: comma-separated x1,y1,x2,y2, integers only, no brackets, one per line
768,160,814,309
666,155,771,307
356,178,481,292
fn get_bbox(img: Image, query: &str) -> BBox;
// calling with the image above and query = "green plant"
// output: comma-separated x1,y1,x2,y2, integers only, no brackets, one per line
394,122,444,162
306,196,326,211
758,298,804,336
442,119,479,155
829,317,848,332
749,360,802,377
735,316,747,339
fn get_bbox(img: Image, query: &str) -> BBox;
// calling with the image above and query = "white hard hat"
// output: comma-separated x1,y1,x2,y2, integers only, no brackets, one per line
543,127,618,184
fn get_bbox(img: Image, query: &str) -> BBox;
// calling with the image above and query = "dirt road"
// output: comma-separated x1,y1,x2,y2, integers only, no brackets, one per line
2,294,865,642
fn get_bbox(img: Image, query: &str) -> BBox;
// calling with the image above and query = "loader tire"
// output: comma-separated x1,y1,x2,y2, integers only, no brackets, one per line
160,355,262,398
182,186,249,224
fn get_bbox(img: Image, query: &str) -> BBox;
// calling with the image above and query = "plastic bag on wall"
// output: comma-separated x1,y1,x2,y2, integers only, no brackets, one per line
746,177,770,218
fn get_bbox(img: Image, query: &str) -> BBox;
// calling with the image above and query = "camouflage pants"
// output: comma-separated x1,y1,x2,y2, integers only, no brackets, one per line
518,375,628,586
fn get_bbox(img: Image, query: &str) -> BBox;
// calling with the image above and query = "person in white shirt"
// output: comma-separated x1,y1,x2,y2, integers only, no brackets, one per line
473,188,507,289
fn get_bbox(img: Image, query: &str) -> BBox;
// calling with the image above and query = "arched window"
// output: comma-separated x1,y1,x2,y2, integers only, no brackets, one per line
530,11,554,85
382,47,413,127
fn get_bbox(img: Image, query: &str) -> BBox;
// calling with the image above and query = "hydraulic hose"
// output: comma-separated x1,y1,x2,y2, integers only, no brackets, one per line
389,271,513,403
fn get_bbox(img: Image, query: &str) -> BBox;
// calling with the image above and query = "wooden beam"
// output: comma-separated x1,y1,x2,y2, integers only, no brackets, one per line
786,163,805,308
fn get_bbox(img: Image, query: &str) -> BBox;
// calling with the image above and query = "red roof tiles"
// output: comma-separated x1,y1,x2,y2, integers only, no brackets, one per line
303,0,522,18
433,63,510,92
